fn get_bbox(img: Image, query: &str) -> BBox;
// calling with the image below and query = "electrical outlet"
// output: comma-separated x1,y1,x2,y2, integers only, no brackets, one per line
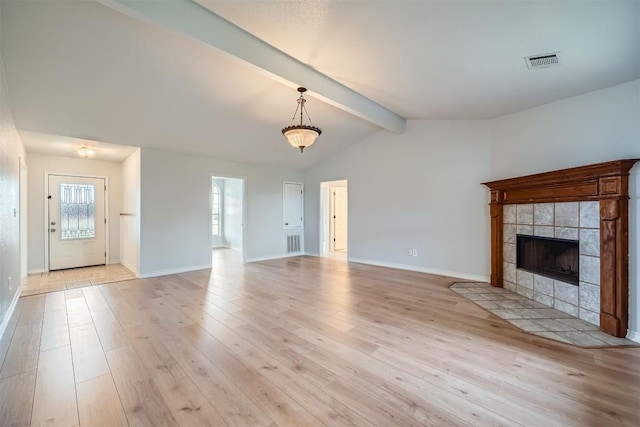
412,249,418,257
407,249,413,256
7,276,12,291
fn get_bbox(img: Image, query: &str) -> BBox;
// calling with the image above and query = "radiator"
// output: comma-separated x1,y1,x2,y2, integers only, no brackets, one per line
286,234,301,253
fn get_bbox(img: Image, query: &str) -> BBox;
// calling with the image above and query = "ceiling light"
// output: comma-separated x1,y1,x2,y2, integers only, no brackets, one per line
76,145,97,158
282,87,321,153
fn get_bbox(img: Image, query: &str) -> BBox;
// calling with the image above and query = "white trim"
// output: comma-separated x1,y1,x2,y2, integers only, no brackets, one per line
627,330,640,344
139,264,211,279
0,288,21,341
348,257,490,282
119,260,139,278
319,179,348,258
107,259,121,265
283,181,304,230
44,172,110,271
27,269,45,275
246,253,304,263
210,174,247,263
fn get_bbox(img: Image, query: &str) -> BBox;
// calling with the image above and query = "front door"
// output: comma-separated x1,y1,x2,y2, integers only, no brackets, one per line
48,175,106,270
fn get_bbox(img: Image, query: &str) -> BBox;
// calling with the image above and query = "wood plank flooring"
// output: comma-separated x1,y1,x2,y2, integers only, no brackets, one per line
1,250,639,426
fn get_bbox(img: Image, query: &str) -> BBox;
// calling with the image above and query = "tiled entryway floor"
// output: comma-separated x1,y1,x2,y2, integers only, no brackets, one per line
21,264,135,296
450,282,638,347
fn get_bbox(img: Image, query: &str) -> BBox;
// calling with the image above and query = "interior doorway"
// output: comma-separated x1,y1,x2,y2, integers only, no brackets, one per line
19,157,27,279
211,175,246,263
320,180,348,260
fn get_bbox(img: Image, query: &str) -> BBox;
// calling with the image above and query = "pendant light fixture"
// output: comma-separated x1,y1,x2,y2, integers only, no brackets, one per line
282,87,321,153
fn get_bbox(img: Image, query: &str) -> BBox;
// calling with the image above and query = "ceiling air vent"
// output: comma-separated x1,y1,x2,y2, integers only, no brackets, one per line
524,52,560,70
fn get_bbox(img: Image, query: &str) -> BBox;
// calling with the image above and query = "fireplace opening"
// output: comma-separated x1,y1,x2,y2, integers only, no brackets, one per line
516,235,579,285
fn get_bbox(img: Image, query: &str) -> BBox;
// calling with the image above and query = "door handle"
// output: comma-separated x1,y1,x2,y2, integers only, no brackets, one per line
285,222,289,226
50,228,56,233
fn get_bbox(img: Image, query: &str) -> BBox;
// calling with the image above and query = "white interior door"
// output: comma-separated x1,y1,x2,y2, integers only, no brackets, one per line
48,175,106,270
331,186,348,251
283,182,303,229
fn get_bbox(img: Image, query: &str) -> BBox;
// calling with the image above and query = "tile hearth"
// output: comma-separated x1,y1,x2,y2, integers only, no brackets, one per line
450,282,638,347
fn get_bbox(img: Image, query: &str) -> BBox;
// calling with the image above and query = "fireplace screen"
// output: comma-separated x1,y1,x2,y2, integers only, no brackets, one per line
516,235,579,285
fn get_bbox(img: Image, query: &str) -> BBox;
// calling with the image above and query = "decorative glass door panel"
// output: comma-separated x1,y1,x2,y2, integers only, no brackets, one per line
60,183,96,240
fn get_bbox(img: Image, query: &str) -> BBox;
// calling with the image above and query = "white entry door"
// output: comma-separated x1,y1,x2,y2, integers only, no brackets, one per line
48,175,106,270
331,186,348,251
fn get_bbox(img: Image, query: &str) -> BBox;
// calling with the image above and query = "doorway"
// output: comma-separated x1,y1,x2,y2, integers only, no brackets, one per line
211,175,246,264
320,180,348,260
46,174,108,271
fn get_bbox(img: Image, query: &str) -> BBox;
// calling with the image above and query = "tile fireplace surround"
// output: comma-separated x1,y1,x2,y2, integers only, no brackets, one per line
483,159,639,338
503,201,601,325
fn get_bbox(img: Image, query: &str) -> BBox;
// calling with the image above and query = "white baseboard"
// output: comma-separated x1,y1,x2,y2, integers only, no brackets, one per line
108,259,120,265
627,330,640,344
139,264,211,279
27,268,45,275
0,287,22,341
119,260,139,278
348,257,490,283
245,253,305,263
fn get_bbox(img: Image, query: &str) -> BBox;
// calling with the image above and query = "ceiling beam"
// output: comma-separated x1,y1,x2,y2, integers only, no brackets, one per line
96,0,406,133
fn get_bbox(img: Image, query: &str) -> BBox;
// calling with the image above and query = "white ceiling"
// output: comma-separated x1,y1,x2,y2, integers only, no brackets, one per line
1,0,638,169
19,130,137,162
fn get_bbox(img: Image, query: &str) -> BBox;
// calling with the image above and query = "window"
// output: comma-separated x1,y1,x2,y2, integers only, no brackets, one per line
212,182,220,236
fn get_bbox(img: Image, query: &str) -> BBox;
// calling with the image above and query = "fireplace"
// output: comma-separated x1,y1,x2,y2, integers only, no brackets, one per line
483,159,639,338
516,235,579,285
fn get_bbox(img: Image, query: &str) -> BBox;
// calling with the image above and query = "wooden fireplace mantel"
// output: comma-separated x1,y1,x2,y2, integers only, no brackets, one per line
482,159,639,337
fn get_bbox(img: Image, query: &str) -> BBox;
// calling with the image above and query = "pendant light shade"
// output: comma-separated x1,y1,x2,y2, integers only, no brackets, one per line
282,87,321,152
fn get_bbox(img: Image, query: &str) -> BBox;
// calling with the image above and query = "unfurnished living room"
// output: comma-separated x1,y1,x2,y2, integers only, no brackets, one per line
0,0,639,426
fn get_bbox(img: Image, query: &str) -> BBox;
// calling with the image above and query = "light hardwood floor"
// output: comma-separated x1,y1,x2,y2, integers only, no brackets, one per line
1,250,639,426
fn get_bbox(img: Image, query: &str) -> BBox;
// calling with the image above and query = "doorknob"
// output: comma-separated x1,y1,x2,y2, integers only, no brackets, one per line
285,222,289,226
50,228,56,233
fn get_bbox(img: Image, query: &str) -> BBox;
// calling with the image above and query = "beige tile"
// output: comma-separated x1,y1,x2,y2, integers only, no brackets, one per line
533,203,554,226
508,319,548,332
533,319,577,332
579,308,600,326
585,331,637,346
555,202,579,227
579,255,600,286
533,226,554,237
555,331,607,347
579,201,600,228
489,309,522,320
555,227,579,240
532,331,573,344
558,318,600,332
516,204,533,225
503,205,516,224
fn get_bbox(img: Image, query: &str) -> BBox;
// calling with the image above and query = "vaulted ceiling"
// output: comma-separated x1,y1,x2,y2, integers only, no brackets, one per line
1,0,638,169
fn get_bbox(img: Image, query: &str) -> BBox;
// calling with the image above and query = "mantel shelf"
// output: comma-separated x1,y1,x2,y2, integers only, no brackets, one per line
482,158,639,338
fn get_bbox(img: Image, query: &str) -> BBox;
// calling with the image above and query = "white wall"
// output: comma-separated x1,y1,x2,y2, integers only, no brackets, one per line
120,148,140,275
222,177,243,250
489,79,640,339
0,53,26,335
490,80,640,179
139,148,303,277
26,153,123,272
305,120,493,281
